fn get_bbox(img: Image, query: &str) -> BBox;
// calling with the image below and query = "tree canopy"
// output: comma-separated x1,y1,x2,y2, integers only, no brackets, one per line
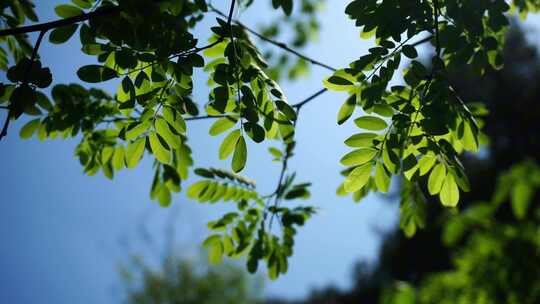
1,0,539,279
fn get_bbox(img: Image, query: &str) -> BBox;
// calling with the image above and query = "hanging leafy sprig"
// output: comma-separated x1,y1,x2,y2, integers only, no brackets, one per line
327,0,495,218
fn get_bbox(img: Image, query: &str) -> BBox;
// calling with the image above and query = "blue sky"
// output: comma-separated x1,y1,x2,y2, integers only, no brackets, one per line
2,1,540,303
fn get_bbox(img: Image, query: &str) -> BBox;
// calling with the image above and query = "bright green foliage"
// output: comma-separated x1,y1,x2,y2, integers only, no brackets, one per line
399,180,426,238
329,0,508,211
188,167,315,279
1,0,540,279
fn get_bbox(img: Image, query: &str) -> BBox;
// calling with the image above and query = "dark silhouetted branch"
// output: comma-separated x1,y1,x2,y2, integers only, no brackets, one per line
0,6,120,37
209,4,337,72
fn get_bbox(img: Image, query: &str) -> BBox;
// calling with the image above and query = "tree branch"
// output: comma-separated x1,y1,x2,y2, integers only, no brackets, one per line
292,88,328,109
209,4,337,72
185,115,228,121
0,6,120,37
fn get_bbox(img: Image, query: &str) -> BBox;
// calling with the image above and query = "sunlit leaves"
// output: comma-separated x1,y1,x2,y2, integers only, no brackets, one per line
323,70,357,92
149,132,170,164
125,121,150,140
374,162,391,193
440,173,459,207
125,137,146,168
344,162,373,193
203,235,224,265
155,117,181,149
340,148,377,167
337,95,356,125
345,133,378,147
19,118,41,139
0,0,522,279
354,116,387,131
219,129,241,160
428,163,446,195
209,116,237,136
400,181,426,238
232,136,247,173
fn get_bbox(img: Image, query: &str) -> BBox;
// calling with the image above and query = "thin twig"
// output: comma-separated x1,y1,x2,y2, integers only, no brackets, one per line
0,6,120,37
292,88,328,109
209,4,337,72
185,115,228,121
119,39,224,77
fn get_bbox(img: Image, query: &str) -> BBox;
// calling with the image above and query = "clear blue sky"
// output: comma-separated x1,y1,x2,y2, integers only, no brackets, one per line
1,1,540,303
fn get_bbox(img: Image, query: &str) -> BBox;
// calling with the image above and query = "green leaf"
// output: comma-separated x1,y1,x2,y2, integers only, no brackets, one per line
55,4,83,18
209,116,237,136
244,122,265,143
125,120,150,140
354,116,388,131
162,107,186,134
374,162,390,193
112,145,125,170
337,95,356,125
344,133,378,147
323,70,356,91
19,118,40,139
126,137,146,168
232,136,247,173
327,76,353,86
418,155,437,176
402,45,418,59
219,129,241,160
344,162,373,193
77,65,117,83
360,28,376,39
156,184,172,207
372,104,394,117
461,120,479,152
187,180,210,199
101,146,114,164
149,131,171,164
440,173,459,207
268,147,283,159
72,0,92,9
203,236,223,265
49,24,78,44
117,77,135,102
82,44,105,55
155,117,181,149
276,100,297,121
428,163,446,195
340,148,378,166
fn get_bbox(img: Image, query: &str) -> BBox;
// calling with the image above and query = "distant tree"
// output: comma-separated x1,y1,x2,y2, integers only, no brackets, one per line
120,254,263,304
2,0,540,279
